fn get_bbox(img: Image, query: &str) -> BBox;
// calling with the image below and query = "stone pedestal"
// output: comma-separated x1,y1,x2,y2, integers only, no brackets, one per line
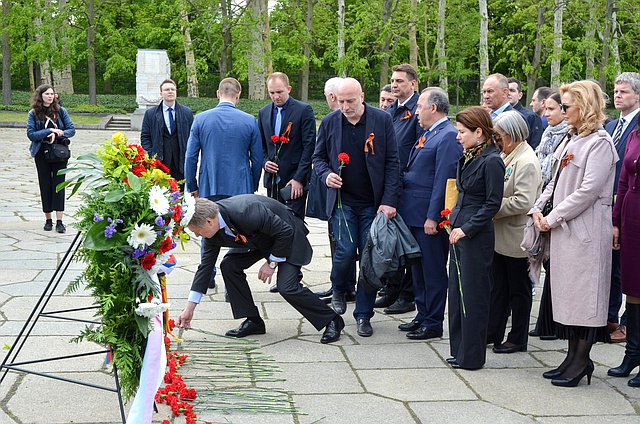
131,49,170,131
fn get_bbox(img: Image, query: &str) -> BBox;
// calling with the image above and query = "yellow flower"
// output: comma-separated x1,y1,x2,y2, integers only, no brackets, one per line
112,132,126,145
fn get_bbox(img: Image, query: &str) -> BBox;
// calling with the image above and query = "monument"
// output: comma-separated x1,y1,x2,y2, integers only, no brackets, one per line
130,49,171,131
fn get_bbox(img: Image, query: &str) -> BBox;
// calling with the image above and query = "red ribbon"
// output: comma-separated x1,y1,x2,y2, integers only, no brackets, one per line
364,133,375,155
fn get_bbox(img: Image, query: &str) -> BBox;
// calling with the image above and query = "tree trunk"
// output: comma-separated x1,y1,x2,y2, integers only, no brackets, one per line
611,8,620,77
337,0,345,76
247,0,268,100
585,1,596,79
56,0,73,93
30,63,36,92
33,16,52,86
598,0,614,89
219,0,233,78
478,0,489,84
180,8,199,97
550,0,564,89
379,0,393,88
408,0,418,70
526,6,544,105
2,0,11,105
423,12,431,86
299,0,313,102
436,0,447,90
87,0,97,105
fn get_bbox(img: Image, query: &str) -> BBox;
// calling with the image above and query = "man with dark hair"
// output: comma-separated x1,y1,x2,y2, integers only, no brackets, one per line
313,77,401,336
530,86,552,129
398,87,462,339
374,63,423,314
379,84,395,110
177,196,344,344
259,72,316,219
507,78,543,149
141,79,194,182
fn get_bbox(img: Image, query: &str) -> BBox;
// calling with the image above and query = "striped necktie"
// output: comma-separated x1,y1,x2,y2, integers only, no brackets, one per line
612,117,625,147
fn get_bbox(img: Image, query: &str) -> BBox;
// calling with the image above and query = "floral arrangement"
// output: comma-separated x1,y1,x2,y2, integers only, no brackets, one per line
439,208,466,317
61,132,192,400
336,152,352,242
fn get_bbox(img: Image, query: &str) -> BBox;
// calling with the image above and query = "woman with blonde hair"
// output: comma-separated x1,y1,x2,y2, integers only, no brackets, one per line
531,80,617,387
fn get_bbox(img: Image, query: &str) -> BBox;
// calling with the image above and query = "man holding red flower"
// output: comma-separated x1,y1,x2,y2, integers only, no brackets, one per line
313,77,401,337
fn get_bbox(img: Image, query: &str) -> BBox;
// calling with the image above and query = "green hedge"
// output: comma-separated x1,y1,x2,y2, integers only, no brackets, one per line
3,91,332,118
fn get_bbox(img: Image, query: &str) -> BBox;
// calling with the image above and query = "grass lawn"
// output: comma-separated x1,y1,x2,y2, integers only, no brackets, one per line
0,111,104,125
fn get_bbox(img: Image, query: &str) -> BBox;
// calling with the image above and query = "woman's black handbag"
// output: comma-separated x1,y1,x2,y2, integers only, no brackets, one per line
43,137,71,163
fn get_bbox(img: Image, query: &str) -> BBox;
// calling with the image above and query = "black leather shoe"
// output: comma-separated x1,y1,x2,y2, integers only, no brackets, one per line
208,280,216,289
55,221,66,233
332,293,347,315
315,288,333,297
607,356,640,377
225,319,266,338
398,320,421,332
528,329,540,337
269,284,278,293
446,357,457,364
492,342,527,354
384,299,416,314
450,360,482,370
346,291,357,302
320,315,344,344
406,327,443,340
374,295,396,308
543,367,565,379
356,318,373,337
540,335,558,341
44,219,53,231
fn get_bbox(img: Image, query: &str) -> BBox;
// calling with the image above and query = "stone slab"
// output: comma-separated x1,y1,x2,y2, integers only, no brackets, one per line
409,400,536,423
295,393,415,424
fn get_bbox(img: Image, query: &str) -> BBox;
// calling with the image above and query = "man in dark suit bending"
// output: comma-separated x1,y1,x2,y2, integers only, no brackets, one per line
177,195,344,344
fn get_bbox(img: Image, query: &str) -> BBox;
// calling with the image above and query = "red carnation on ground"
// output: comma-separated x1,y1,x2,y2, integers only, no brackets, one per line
338,152,350,166
141,252,156,270
172,204,182,223
152,159,171,174
271,135,280,143
158,236,174,254
131,164,146,177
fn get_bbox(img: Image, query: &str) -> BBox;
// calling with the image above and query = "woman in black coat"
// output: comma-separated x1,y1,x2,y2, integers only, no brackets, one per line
447,106,505,370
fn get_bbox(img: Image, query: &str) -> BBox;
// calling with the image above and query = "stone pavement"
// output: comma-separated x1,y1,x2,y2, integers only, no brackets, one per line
0,127,638,423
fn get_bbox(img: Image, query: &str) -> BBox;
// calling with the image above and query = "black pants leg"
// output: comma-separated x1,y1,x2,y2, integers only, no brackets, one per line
220,249,264,319
34,153,66,213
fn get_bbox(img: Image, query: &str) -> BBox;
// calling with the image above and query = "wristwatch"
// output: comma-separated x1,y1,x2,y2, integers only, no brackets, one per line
268,261,278,269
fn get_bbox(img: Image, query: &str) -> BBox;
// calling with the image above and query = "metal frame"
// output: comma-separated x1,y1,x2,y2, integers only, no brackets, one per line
0,231,126,423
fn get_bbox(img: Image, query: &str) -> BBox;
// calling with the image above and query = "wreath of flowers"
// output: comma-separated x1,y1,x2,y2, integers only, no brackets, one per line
61,132,193,400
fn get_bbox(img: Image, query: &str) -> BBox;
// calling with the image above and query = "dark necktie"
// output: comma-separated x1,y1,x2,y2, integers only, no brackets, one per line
274,107,283,136
167,107,174,134
612,117,625,147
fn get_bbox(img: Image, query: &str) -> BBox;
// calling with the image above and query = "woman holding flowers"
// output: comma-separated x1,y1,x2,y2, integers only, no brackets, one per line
27,84,75,233
531,80,616,387
447,106,504,370
486,111,541,354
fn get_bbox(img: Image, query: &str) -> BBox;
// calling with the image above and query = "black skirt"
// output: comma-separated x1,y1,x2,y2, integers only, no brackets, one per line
532,261,555,337
554,322,611,344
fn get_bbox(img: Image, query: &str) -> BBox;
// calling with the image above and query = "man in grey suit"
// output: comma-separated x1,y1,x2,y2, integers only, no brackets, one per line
140,79,194,182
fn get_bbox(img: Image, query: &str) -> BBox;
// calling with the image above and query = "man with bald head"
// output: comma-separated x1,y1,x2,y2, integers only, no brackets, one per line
313,77,401,337
482,73,513,119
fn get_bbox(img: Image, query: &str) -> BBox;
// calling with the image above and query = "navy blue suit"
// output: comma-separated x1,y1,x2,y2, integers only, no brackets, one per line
514,102,543,150
398,119,462,331
387,92,423,169
259,97,316,218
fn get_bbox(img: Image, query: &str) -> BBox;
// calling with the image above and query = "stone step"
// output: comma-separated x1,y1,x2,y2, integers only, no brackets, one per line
105,116,131,131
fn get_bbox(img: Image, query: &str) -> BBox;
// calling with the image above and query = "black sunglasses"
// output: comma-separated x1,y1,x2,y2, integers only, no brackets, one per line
560,103,574,113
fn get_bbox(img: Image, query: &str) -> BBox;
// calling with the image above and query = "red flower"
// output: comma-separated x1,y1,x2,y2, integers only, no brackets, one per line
271,135,280,143
438,219,450,229
152,159,171,174
168,319,176,331
172,204,182,223
131,164,146,177
338,152,350,165
279,136,289,144
169,178,179,193
123,177,130,187
162,421,170,424
141,252,156,270
440,208,452,217
159,236,174,254
128,144,145,162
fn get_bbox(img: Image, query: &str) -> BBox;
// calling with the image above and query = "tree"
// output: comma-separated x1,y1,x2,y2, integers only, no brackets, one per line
180,5,199,97
436,0,447,89
247,0,268,100
478,0,488,84
2,0,10,105
408,0,417,69
550,0,564,88
337,0,345,76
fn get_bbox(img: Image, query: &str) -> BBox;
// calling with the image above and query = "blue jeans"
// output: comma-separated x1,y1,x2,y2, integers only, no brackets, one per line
329,203,376,320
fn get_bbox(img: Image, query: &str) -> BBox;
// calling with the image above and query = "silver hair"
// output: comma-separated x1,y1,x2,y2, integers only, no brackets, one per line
190,198,219,227
422,87,450,115
614,72,640,95
324,77,344,95
494,110,529,144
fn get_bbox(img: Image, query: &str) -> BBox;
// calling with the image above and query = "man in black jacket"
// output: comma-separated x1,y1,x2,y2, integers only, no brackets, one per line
177,195,344,344
507,78,543,149
140,79,194,182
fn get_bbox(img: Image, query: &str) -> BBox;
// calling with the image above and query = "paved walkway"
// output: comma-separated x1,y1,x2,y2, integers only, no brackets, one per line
0,128,638,423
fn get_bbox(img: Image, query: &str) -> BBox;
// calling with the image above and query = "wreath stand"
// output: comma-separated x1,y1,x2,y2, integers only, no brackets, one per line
0,231,126,423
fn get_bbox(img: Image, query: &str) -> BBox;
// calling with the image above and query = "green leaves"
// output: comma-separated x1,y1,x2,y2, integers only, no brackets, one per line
84,220,122,251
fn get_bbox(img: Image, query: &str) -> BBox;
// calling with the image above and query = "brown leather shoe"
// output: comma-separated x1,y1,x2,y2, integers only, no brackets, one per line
611,325,627,343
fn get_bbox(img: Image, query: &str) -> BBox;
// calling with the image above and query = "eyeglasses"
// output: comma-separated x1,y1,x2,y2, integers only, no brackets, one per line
493,133,502,143
560,103,574,113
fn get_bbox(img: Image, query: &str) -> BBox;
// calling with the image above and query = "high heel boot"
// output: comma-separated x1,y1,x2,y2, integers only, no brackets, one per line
608,303,640,377
551,360,594,387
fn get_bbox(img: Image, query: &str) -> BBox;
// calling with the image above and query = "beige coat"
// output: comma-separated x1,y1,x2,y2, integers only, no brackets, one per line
494,142,542,258
530,130,618,326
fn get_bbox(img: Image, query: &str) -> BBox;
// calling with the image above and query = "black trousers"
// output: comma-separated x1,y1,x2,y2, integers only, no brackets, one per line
220,249,336,330
487,252,532,346
34,151,66,213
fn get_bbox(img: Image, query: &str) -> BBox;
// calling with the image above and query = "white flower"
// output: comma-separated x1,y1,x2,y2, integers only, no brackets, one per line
148,185,170,216
127,223,156,248
181,192,196,227
134,301,170,318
